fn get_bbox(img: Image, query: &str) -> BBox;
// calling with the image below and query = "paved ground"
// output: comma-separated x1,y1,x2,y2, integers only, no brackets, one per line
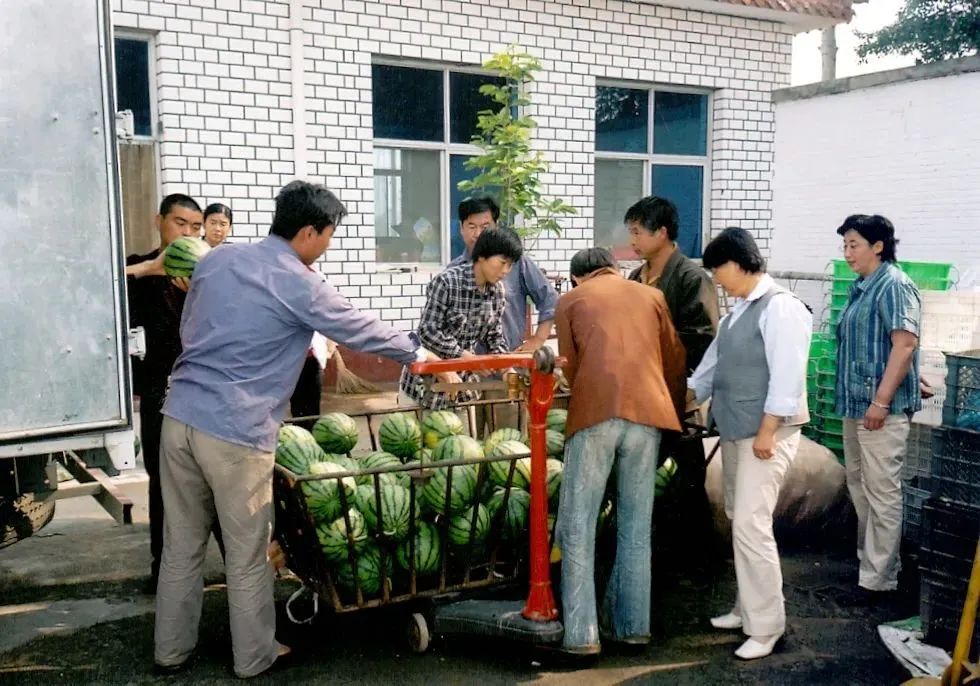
0,463,918,685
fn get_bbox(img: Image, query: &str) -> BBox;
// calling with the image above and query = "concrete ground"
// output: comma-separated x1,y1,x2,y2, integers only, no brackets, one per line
0,390,917,684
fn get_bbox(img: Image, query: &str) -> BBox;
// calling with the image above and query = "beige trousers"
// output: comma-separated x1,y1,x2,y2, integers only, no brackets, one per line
721,426,800,637
155,417,278,678
842,415,908,591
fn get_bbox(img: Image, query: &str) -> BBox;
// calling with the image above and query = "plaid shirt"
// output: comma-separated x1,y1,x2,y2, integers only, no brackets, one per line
400,262,507,409
834,262,922,419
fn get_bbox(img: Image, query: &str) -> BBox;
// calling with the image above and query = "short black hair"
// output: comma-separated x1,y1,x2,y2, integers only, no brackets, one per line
624,196,679,241
458,196,500,224
471,228,522,264
570,247,617,278
702,227,766,273
836,214,898,262
270,181,347,240
203,203,233,224
159,193,201,217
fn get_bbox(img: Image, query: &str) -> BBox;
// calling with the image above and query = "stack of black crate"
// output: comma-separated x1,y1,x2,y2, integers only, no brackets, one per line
920,349,980,653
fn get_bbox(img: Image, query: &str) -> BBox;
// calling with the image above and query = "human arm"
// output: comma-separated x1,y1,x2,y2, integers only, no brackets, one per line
658,304,688,421
515,258,559,351
555,298,578,387
687,329,720,405
865,281,921,430
125,251,167,279
674,269,720,373
759,294,813,418
484,287,509,355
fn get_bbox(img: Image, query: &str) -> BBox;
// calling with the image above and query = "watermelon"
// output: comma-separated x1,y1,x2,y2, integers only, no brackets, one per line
354,483,414,540
163,236,211,278
312,413,359,454
316,508,367,563
302,461,356,523
486,440,530,490
546,408,567,434
483,428,524,457
355,451,408,488
378,413,422,460
420,464,478,516
322,453,358,475
448,503,491,549
545,429,565,459
333,543,392,596
417,447,433,464
512,457,562,502
433,435,484,463
422,410,465,448
276,425,326,474
655,456,677,497
395,522,441,576
486,487,530,540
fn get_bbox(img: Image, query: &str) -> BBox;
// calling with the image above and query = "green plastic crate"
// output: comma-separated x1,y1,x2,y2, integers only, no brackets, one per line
816,356,836,374
898,261,952,283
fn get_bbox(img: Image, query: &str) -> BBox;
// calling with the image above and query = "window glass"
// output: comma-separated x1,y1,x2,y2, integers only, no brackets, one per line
372,65,444,141
653,92,708,156
652,164,704,258
450,72,504,144
594,159,644,261
114,38,152,137
374,148,442,263
596,86,648,153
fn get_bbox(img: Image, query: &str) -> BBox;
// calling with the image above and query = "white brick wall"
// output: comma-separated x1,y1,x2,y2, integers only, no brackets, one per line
114,0,795,327
771,67,980,279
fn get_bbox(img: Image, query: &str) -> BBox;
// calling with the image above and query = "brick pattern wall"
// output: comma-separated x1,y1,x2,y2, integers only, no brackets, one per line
114,0,794,329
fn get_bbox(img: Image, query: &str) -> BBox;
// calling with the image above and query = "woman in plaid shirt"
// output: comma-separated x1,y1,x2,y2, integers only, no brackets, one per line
400,229,524,409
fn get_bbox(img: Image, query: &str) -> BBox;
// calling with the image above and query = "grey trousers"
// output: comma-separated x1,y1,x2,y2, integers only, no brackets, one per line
155,417,279,678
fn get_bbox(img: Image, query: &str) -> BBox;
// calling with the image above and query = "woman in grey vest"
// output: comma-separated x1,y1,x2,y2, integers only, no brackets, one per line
688,228,812,660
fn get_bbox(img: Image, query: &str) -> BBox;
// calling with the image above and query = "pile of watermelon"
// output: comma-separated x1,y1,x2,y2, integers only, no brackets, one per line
273,408,571,599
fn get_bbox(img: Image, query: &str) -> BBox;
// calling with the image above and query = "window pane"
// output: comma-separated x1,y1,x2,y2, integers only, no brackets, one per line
595,159,644,261
595,86,648,153
372,65,444,141
653,92,708,156
374,148,441,263
652,164,704,258
114,38,152,137
450,72,504,144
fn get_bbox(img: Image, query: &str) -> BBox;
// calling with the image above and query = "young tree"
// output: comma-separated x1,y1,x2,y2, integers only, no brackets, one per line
458,47,575,242
856,0,980,63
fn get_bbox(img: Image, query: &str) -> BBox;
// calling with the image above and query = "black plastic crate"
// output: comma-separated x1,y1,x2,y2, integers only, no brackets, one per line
902,480,931,547
943,350,980,431
930,427,980,508
903,424,935,482
921,496,980,562
920,571,980,656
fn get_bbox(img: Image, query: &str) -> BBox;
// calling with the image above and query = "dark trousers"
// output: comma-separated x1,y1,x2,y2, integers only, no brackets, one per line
140,394,224,579
290,356,322,431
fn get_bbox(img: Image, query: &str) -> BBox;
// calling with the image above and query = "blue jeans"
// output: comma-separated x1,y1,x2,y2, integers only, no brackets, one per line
556,418,661,648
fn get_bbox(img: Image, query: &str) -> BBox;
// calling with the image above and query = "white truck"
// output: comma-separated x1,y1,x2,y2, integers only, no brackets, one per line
0,0,140,547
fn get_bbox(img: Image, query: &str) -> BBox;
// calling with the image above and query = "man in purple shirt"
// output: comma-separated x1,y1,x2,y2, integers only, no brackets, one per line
153,181,444,678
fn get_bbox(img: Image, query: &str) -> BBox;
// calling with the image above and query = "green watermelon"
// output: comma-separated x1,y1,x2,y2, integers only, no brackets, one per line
322,453,358,476
484,427,524,457
275,425,326,474
545,458,563,503
422,410,465,448
448,503,491,548
354,483,414,540
416,447,433,464
312,413,359,454
355,451,408,488
302,461,356,523
420,464,477,516
546,408,567,434
316,508,367,563
163,236,211,278
655,456,677,497
545,429,565,459
395,522,441,576
487,440,530,490
378,413,422,460
486,487,531,540
433,435,484,462
333,543,392,596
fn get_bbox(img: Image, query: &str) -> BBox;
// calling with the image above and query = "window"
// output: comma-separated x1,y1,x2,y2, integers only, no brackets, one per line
372,63,503,265
594,86,710,260
113,35,154,138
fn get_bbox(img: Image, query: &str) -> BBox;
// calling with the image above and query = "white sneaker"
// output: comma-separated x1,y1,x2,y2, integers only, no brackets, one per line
709,612,743,630
734,633,782,660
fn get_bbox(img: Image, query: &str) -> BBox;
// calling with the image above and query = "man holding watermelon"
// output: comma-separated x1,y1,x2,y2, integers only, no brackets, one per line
152,181,446,678
123,193,204,593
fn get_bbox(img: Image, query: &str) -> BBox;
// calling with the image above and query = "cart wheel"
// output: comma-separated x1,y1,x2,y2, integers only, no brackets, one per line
406,612,430,654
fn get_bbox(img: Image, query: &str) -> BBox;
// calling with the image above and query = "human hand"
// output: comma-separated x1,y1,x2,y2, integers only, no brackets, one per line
752,430,776,460
863,403,888,431
460,350,476,359
516,336,547,353
437,371,463,386
919,377,935,400
268,540,286,572
171,276,190,292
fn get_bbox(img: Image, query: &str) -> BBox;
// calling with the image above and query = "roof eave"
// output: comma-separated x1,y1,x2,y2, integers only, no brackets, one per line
633,0,851,32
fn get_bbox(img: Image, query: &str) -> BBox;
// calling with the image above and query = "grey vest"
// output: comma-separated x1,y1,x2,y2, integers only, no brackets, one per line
711,285,810,441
